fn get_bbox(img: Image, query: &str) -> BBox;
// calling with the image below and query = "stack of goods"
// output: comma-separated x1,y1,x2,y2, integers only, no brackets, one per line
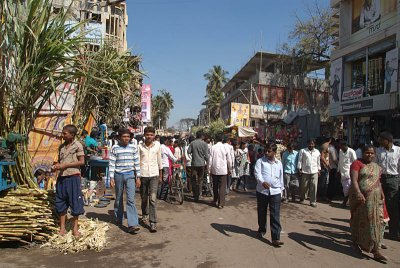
42,218,109,253
0,186,57,243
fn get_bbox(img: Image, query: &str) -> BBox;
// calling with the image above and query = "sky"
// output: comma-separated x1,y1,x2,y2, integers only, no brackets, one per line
126,0,329,127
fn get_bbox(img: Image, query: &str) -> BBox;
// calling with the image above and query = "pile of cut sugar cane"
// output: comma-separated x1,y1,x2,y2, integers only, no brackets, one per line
42,218,109,253
0,186,57,243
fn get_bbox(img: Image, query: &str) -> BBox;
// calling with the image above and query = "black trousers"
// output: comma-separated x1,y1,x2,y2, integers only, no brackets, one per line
381,174,400,238
256,191,281,241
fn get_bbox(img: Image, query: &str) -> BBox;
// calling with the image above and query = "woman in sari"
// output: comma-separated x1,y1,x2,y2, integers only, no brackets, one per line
236,142,250,191
349,144,387,262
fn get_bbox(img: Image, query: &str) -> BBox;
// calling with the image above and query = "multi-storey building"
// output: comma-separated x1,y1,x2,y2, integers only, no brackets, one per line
52,0,128,51
329,0,399,145
219,52,329,145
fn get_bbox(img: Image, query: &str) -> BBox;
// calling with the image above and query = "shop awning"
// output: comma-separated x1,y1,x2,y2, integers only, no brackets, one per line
225,125,257,137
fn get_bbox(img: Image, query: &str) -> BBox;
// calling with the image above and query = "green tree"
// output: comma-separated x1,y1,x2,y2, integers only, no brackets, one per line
204,65,229,96
203,65,229,123
208,119,226,140
72,44,142,129
152,89,174,129
0,0,86,187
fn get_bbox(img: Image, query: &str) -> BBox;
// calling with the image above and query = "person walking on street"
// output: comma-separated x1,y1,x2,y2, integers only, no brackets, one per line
327,138,339,200
188,131,209,202
349,144,387,262
138,127,162,233
338,140,357,207
281,143,299,202
184,136,195,192
376,131,400,241
236,142,250,191
109,128,141,234
223,138,235,194
318,138,330,202
255,142,284,247
159,137,177,200
209,133,232,209
298,139,321,207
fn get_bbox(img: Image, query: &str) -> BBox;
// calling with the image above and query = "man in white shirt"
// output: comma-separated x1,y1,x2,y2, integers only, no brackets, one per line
223,138,235,194
298,139,321,207
254,142,284,247
138,127,162,232
158,137,177,200
376,131,400,240
338,141,357,207
209,134,232,209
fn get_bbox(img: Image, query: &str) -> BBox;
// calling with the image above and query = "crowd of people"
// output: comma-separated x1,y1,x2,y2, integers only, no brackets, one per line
48,123,400,263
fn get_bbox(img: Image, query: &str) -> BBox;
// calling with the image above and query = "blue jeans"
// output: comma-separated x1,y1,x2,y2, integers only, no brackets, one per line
114,172,139,227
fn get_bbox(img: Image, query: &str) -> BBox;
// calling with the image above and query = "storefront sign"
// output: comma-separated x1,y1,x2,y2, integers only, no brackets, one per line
141,85,152,123
263,103,283,113
385,48,398,94
250,105,264,119
341,99,373,113
231,102,249,127
342,87,364,101
330,58,342,103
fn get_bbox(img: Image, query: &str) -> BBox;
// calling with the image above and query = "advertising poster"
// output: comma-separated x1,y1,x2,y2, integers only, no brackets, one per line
352,0,397,34
85,22,105,45
330,58,342,103
141,84,152,123
231,102,249,127
250,105,264,119
385,48,398,93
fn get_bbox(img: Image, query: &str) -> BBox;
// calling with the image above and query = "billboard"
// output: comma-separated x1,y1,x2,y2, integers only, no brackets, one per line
84,22,105,45
250,105,264,119
141,84,152,123
330,58,342,103
385,48,398,94
231,103,249,127
351,0,397,36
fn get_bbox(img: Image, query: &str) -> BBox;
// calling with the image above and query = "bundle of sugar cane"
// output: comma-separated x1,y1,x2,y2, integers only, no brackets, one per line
42,218,109,253
0,186,57,244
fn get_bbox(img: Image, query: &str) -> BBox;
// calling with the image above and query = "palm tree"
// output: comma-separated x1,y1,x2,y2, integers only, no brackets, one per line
203,65,229,97
203,66,228,123
151,89,174,129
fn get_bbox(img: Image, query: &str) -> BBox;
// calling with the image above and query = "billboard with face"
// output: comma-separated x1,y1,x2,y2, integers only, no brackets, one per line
231,103,249,127
352,0,397,34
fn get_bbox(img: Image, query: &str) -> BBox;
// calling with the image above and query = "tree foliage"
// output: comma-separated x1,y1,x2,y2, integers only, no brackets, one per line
152,89,174,129
203,65,229,123
72,44,142,130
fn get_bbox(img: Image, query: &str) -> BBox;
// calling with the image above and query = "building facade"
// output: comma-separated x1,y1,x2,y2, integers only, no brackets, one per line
220,52,329,143
53,0,128,51
329,0,400,145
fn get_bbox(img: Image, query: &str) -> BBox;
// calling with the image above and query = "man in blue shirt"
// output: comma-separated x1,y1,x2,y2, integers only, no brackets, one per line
254,142,284,247
281,143,299,203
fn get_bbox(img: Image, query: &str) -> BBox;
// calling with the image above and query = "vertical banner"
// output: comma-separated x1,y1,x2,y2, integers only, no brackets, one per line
385,48,398,94
141,84,152,123
230,102,249,127
330,58,342,103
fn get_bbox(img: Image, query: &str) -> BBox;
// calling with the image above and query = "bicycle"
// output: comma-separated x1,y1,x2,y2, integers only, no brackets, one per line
167,164,184,205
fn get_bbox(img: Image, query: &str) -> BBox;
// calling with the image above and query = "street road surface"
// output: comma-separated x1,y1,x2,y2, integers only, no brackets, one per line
1,191,400,268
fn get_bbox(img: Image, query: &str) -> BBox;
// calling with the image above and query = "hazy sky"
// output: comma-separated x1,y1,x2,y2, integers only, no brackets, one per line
126,0,329,127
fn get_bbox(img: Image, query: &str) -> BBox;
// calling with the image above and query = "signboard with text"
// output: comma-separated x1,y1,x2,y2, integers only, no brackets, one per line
385,48,398,94
141,85,152,123
231,103,249,127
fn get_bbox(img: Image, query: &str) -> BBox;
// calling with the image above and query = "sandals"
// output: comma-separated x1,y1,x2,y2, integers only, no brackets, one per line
373,251,388,262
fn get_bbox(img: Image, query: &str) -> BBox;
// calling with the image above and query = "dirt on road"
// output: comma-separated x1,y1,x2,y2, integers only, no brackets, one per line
1,191,399,268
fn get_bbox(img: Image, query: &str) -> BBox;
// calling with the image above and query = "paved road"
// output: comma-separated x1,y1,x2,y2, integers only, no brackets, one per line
1,190,400,268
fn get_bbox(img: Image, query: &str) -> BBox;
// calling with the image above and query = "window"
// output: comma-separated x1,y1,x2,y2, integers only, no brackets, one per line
91,13,101,22
351,53,385,96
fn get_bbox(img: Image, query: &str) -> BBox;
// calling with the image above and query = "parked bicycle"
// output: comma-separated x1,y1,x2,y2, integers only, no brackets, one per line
168,164,184,205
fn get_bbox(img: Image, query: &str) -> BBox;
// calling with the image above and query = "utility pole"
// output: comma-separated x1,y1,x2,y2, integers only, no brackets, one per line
288,48,295,112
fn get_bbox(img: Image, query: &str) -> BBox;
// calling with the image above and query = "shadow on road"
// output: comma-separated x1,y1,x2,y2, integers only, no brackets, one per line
304,220,350,233
288,232,368,259
210,223,272,246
